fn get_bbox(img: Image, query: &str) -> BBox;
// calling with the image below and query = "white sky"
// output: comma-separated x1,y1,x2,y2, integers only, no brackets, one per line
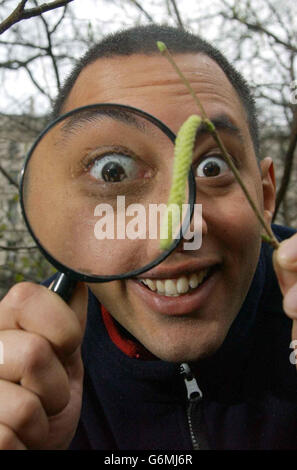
0,0,295,127
0,0,221,114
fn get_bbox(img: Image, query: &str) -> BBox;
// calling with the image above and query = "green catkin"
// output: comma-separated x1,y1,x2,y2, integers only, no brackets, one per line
156,41,167,53
160,115,202,250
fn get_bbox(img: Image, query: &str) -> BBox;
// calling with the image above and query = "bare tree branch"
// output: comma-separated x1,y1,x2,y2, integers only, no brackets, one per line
23,62,52,99
32,0,61,90
169,0,184,29
0,164,19,188
0,38,49,50
0,0,75,35
49,4,68,34
221,9,297,54
129,0,154,22
0,52,45,69
265,0,294,45
0,245,37,251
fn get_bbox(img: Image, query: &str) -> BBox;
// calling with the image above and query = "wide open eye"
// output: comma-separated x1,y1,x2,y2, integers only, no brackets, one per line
89,153,140,183
196,155,229,178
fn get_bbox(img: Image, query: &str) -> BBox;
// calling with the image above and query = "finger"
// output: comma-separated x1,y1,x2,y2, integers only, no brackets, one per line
0,282,88,360
0,379,49,449
0,330,70,416
67,282,89,333
0,423,27,450
275,233,297,270
273,250,297,296
48,281,88,332
283,282,297,320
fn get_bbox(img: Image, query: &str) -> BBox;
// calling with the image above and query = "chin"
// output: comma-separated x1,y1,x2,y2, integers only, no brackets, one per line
141,321,228,364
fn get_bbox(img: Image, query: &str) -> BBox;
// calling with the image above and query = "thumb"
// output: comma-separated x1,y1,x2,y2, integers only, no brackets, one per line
49,279,89,334
273,234,297,296
273,234,297,321
64,282,88,380
68,282,89,335
273,250,296,297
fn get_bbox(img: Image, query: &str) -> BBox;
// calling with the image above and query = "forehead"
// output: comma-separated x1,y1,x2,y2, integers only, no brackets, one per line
64,53,250,143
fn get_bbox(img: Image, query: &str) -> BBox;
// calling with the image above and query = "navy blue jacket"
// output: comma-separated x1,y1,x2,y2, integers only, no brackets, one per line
67,225,297,450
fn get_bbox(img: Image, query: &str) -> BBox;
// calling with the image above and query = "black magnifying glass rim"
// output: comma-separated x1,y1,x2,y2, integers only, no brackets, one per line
19,103,196,283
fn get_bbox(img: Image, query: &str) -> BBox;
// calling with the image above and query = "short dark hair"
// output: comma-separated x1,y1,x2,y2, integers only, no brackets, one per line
52,24,260,157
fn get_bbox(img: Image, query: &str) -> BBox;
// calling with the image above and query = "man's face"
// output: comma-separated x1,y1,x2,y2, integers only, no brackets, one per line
63,53,275,362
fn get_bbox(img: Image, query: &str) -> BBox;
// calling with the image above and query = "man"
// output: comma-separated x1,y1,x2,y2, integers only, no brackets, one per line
0,24,296,450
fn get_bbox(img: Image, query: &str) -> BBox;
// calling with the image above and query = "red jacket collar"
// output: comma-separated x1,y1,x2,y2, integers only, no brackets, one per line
101,305,156,360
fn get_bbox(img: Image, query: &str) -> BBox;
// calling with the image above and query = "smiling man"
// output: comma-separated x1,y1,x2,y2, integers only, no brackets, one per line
57,27,275,366
0,24,296,451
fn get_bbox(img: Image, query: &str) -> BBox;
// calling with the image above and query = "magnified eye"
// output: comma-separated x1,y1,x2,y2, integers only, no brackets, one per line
89,153,140,183
196,155,229,178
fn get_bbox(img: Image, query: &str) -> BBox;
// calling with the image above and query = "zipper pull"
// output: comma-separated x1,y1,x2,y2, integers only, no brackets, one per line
179,363,203,401
180,363,209,450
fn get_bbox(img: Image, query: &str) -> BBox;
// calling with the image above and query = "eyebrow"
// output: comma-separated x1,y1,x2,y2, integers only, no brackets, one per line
195,113,245,144
59,108,149,139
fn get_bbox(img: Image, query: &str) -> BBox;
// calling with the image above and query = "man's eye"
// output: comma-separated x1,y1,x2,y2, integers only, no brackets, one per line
195,155,229,178
89,153,139,182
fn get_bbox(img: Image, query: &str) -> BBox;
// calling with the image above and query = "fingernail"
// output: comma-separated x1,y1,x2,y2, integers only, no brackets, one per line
277,239,297,266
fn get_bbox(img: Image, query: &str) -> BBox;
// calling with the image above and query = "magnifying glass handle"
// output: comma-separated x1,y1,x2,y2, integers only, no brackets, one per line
50,273,77,302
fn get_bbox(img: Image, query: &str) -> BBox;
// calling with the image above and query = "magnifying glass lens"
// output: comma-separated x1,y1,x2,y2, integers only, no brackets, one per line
21,105,194,281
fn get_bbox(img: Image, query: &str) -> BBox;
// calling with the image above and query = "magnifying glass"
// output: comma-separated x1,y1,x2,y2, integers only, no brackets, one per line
19,103,196,300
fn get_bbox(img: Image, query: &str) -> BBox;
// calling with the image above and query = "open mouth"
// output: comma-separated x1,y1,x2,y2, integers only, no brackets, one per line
137,266,216,297
129,264,220,316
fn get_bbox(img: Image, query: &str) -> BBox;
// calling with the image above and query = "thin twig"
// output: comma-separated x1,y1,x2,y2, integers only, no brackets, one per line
169,0,184,30
0,245,37,251
129,0,154,22
158,42,280,249
0,165,19,188
23,62,52,99
0,52,45,69
158,44,208,119
221,10,297,55
32,0,61,90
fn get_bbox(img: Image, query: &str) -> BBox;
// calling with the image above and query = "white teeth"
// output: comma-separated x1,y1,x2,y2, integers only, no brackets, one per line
189,273,199,289
176,276,189,294
140,269,209,296
146,279,156,291
164,279,177,296
156,280,165,293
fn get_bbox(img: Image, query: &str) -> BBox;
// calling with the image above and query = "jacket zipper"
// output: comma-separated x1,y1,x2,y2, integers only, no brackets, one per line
180,363,209,450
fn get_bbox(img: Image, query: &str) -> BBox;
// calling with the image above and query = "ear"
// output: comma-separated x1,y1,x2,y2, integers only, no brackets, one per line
260,157,276,226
